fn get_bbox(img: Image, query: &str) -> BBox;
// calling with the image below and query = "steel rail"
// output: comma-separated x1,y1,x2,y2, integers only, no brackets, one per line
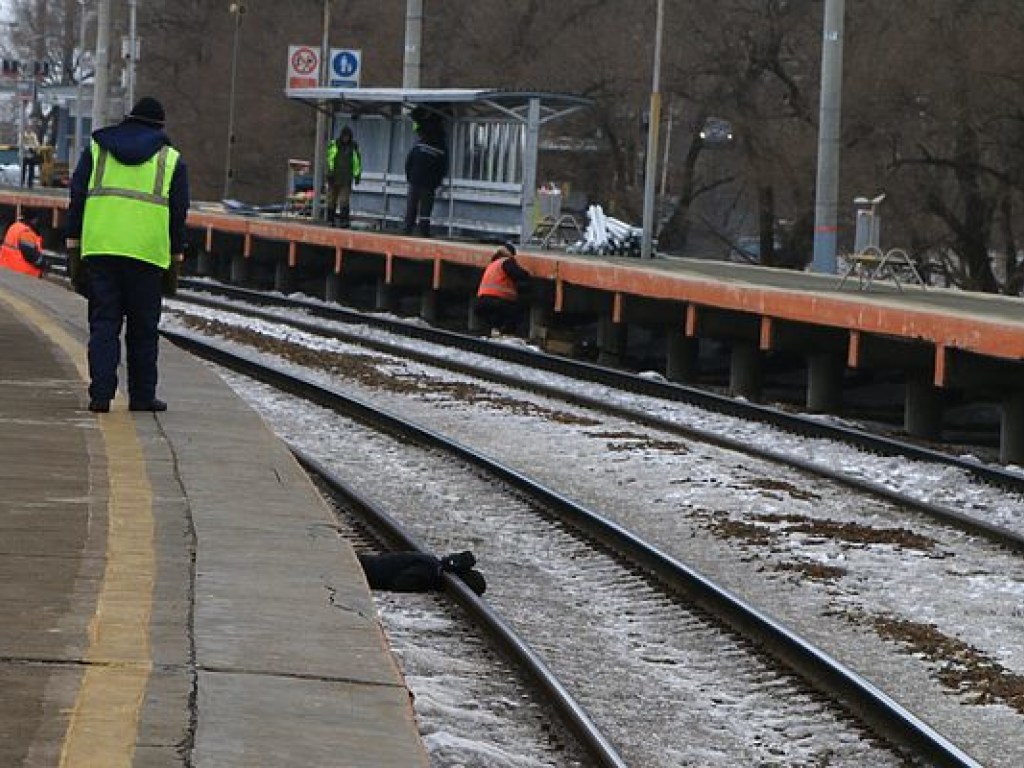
163,327,985,767
292,447,628,768
177,279,1024,492
171,288,1024,554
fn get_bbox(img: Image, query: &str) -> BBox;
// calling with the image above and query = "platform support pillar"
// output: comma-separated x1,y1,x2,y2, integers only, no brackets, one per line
274,259,294,295
197,248,215,277
904,377,943,440
229,252,248,286
806,353,845,413
666,334,698,384
1000,391,1024,465
467,297,485,334
375,279,396,312
325,272,342,303
729,343,762,401
597,316,626,367
420,288,438,323
528,303,550,344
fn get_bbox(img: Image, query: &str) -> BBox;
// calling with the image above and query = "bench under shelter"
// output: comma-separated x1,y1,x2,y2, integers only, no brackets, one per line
284,86,593,243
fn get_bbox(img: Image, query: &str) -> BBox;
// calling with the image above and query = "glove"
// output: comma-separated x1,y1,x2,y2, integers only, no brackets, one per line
354,175,361,186
66,243,89,297
162,254,183,297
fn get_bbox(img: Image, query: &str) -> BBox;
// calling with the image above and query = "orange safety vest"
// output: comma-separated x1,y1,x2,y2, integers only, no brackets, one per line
0,221,44,278
477,257,518,301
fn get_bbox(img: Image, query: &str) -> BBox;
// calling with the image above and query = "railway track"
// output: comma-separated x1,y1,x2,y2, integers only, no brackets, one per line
169,284,1024,541
162,323,1000,766
300,453,609,767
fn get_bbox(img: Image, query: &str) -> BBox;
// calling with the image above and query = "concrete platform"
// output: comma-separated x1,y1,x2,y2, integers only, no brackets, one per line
0,270,428,767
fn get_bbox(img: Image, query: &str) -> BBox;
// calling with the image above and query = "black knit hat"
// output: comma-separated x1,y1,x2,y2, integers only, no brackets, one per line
127,97,165,127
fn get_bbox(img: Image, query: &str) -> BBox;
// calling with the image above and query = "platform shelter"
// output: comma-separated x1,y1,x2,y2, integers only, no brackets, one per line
285,87,593,241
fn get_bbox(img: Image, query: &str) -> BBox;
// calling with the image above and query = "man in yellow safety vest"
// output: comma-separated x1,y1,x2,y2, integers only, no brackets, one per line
326,125,361,227
65,96,191,414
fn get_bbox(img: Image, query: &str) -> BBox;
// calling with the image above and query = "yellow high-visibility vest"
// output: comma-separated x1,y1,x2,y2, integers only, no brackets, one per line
82,141,179,269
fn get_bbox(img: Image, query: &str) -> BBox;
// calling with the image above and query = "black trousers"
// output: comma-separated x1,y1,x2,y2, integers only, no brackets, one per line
403,185,436,236
21,156,37,187
86,255,163,405
474,295,522,333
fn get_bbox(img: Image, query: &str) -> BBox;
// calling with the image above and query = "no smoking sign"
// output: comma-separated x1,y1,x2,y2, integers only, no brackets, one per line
286,45,320,89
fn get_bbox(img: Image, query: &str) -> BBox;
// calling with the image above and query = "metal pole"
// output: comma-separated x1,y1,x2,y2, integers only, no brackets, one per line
519,97,541,246
91,0,111,130
810,0,845,274
126,0,136,107
403,0,422,88
311,0,330,221
74,0,89,162
660,104,673,197
17,92,25,186
640,0,664,259
223,3,244,201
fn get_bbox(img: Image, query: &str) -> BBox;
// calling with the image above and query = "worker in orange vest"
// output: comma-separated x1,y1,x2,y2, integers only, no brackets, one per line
0,214,46,278
474,242,531,337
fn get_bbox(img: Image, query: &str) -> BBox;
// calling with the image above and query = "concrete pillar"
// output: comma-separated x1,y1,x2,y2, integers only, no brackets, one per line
597,316,626,367
375,279,396,312
904,377,943,440
274,259,294,294
528,303,549,344
229,252,248,285
197,248,215,277
1000,391,1024,465
420,288,438,323
806,353,845,413
467,297,485,334
729,343,762,401
325,272,342,303
666,334,699,384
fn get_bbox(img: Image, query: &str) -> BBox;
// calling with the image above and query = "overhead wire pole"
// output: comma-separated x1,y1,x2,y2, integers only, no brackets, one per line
640,0,664,259
403,0,422,88
810,0,846,274
90,0,110,130
311,0,331,222
74,0,90,162
125,0,136,107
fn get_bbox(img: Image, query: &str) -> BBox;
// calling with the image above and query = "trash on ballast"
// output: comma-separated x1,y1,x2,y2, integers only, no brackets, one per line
567,204,644,257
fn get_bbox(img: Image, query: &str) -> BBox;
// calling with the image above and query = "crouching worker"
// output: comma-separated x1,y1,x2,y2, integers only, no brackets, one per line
474,242,531,337
358,550,486,595
0,214,46,278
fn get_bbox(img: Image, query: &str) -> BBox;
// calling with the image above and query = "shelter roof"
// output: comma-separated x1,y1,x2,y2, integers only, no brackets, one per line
285,87,593,123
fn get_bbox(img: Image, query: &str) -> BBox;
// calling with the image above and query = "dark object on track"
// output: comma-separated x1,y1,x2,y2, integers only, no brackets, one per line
358,550,486,595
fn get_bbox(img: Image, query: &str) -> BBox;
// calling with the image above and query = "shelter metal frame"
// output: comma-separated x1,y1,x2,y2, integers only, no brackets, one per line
285,87,592,241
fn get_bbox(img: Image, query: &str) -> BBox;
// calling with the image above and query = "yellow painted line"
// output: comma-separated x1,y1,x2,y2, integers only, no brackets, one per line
0,287,155,767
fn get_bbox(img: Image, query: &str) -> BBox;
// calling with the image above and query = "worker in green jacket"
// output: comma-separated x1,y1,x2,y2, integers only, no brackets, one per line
326,125,361,227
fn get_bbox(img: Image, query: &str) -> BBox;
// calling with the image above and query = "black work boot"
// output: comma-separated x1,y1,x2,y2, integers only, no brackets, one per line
339,204,351,228
441,551,476,573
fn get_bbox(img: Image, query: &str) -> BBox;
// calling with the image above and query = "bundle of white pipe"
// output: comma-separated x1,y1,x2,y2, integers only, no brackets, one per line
569,205,643,256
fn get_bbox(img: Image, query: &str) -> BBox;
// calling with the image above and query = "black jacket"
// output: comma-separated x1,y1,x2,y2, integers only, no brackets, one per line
405,136,448,190
66,119,190,255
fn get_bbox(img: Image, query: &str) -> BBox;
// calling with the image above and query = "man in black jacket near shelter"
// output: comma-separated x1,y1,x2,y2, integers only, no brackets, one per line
65,96,190,414
403,114,448,237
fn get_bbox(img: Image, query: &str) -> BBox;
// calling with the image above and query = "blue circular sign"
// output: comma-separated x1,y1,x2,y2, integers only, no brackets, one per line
333,51,359,78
